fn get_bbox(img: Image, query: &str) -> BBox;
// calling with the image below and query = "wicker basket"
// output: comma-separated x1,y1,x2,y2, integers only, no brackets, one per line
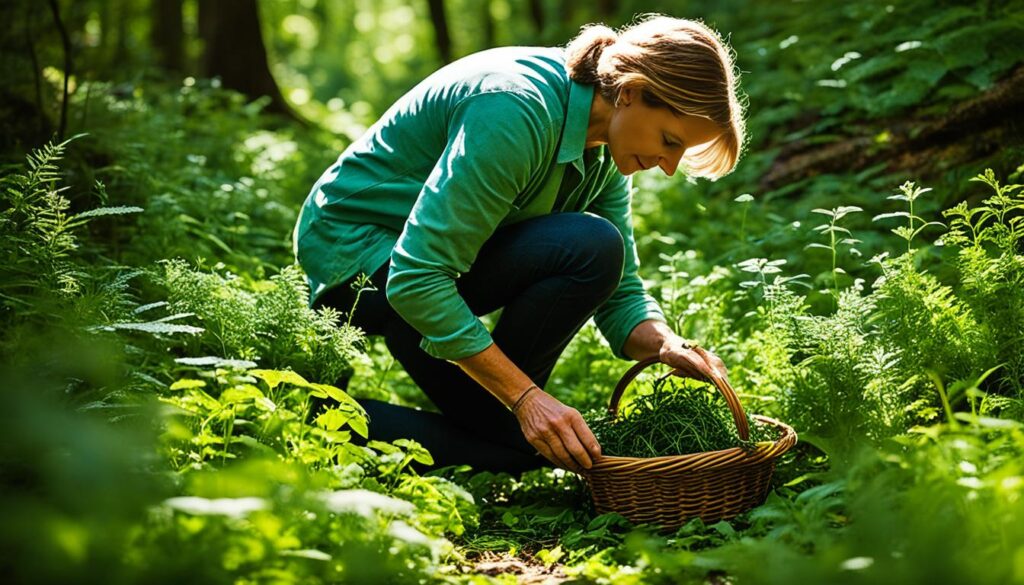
582,356,797,529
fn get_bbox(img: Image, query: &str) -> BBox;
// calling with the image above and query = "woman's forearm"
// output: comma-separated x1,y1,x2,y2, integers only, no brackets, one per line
453,343,534,407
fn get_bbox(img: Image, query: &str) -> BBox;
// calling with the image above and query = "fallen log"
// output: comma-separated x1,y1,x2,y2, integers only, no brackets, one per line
761,65,1024,191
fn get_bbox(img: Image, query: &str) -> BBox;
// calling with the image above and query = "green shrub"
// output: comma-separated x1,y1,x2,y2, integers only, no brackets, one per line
159,259,361,385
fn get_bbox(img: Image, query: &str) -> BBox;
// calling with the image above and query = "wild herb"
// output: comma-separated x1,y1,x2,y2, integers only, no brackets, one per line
587,376,778,459
872,180,945,253
805,205,862,303
159,259,362,385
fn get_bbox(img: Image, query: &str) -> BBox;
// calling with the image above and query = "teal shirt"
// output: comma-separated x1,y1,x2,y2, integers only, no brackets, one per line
294,46,665,361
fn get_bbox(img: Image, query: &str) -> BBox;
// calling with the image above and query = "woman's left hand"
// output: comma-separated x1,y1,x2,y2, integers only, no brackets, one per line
658,336,729,383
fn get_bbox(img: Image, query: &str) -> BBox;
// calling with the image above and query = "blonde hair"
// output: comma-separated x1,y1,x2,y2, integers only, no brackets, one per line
565,15,747,179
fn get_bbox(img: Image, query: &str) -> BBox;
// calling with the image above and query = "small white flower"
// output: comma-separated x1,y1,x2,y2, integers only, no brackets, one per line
840,556,874,571
164,496,267,518
320,489,415,518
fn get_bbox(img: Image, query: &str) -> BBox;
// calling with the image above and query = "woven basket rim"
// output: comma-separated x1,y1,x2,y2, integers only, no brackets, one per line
584,414,797,474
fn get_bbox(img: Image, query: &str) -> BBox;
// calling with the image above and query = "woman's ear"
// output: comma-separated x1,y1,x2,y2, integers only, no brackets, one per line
617,86,637,107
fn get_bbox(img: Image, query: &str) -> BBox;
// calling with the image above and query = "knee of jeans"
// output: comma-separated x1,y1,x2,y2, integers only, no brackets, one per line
573,214,625,293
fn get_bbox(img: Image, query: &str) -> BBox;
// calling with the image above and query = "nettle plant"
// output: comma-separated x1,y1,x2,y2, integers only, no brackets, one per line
805,205,863,302
872,181,946,253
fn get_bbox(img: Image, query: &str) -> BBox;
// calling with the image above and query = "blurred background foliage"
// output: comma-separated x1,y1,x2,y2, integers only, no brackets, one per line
2,0,1024,583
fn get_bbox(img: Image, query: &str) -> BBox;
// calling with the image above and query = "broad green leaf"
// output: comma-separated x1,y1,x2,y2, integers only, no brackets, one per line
169,379,206,390
346,414,369,439
892,227,915,239
220,384,265,404
316,408,347,431
251,369,310,390
317,429,352,444
106,321,204,335
254,397,276,412
310,383,365,416
279,549,332,562
72,205,144,220
393,439,434,465
367,440,400,454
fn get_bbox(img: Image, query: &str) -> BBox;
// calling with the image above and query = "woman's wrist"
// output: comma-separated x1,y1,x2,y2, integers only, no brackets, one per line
453,343,538,409
510,383,540,414
623,320,680,360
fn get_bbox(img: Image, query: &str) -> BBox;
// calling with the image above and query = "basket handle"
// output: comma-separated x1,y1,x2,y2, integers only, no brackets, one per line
608,354,750,441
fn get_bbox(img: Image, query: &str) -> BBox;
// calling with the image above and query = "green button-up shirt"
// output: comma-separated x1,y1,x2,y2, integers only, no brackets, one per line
294,46,665,361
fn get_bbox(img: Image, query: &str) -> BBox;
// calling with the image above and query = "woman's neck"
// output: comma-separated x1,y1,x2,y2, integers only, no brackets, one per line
585,92,612,149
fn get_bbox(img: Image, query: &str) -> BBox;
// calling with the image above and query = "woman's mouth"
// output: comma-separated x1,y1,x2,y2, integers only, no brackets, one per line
635,156,648,171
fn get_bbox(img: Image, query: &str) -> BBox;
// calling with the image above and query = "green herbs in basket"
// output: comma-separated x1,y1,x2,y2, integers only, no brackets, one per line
586,376,779,458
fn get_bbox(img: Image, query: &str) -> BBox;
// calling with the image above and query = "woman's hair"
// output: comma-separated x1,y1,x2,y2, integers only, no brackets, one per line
565,15,746,179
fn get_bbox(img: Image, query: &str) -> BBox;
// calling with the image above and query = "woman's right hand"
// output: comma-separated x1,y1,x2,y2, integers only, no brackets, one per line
513,388,601,473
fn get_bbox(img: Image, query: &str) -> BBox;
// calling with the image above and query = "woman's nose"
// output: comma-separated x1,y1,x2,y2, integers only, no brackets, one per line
658,150,684,176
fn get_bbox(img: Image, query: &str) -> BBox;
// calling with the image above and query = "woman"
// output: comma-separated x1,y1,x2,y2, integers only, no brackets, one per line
294,15,744,475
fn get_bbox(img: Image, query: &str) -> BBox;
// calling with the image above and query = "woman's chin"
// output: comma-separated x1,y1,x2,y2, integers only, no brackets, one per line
611,154,641,176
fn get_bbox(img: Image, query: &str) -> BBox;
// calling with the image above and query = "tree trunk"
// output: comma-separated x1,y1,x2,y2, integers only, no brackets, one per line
47,0,71,141
114,1,131,67
198,0,301,121
427,0,452,64
528,0,544,37
481,0,495,48
150,0,184,73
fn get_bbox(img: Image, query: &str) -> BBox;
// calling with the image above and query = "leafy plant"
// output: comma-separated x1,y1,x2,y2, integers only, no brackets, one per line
872,180,945,253
942,169,1024,396
0,136,142,304
158,259,361,385
805,205,863,303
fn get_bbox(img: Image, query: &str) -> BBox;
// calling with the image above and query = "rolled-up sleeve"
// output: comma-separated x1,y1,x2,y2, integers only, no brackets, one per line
385,91,551,360
587,172,667,359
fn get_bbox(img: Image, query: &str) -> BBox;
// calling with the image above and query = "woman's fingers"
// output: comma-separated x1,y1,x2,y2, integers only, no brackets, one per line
665,348,709,380
662,341,728,383
530,439,567,471
546,433,582,472
558,424,593,470
515,391,601,472
694,346,730,381
570,414,602,461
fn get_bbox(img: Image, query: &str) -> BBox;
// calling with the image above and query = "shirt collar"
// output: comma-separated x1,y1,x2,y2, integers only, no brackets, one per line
556,80,593,164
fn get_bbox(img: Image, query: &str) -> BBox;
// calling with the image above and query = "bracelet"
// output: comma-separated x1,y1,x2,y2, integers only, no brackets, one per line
510,384,539,414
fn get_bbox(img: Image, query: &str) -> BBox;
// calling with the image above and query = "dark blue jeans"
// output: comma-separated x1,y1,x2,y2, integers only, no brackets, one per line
315,213,625,474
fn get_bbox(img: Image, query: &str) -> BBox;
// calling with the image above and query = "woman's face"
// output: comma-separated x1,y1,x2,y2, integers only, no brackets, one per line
606,87,723,176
